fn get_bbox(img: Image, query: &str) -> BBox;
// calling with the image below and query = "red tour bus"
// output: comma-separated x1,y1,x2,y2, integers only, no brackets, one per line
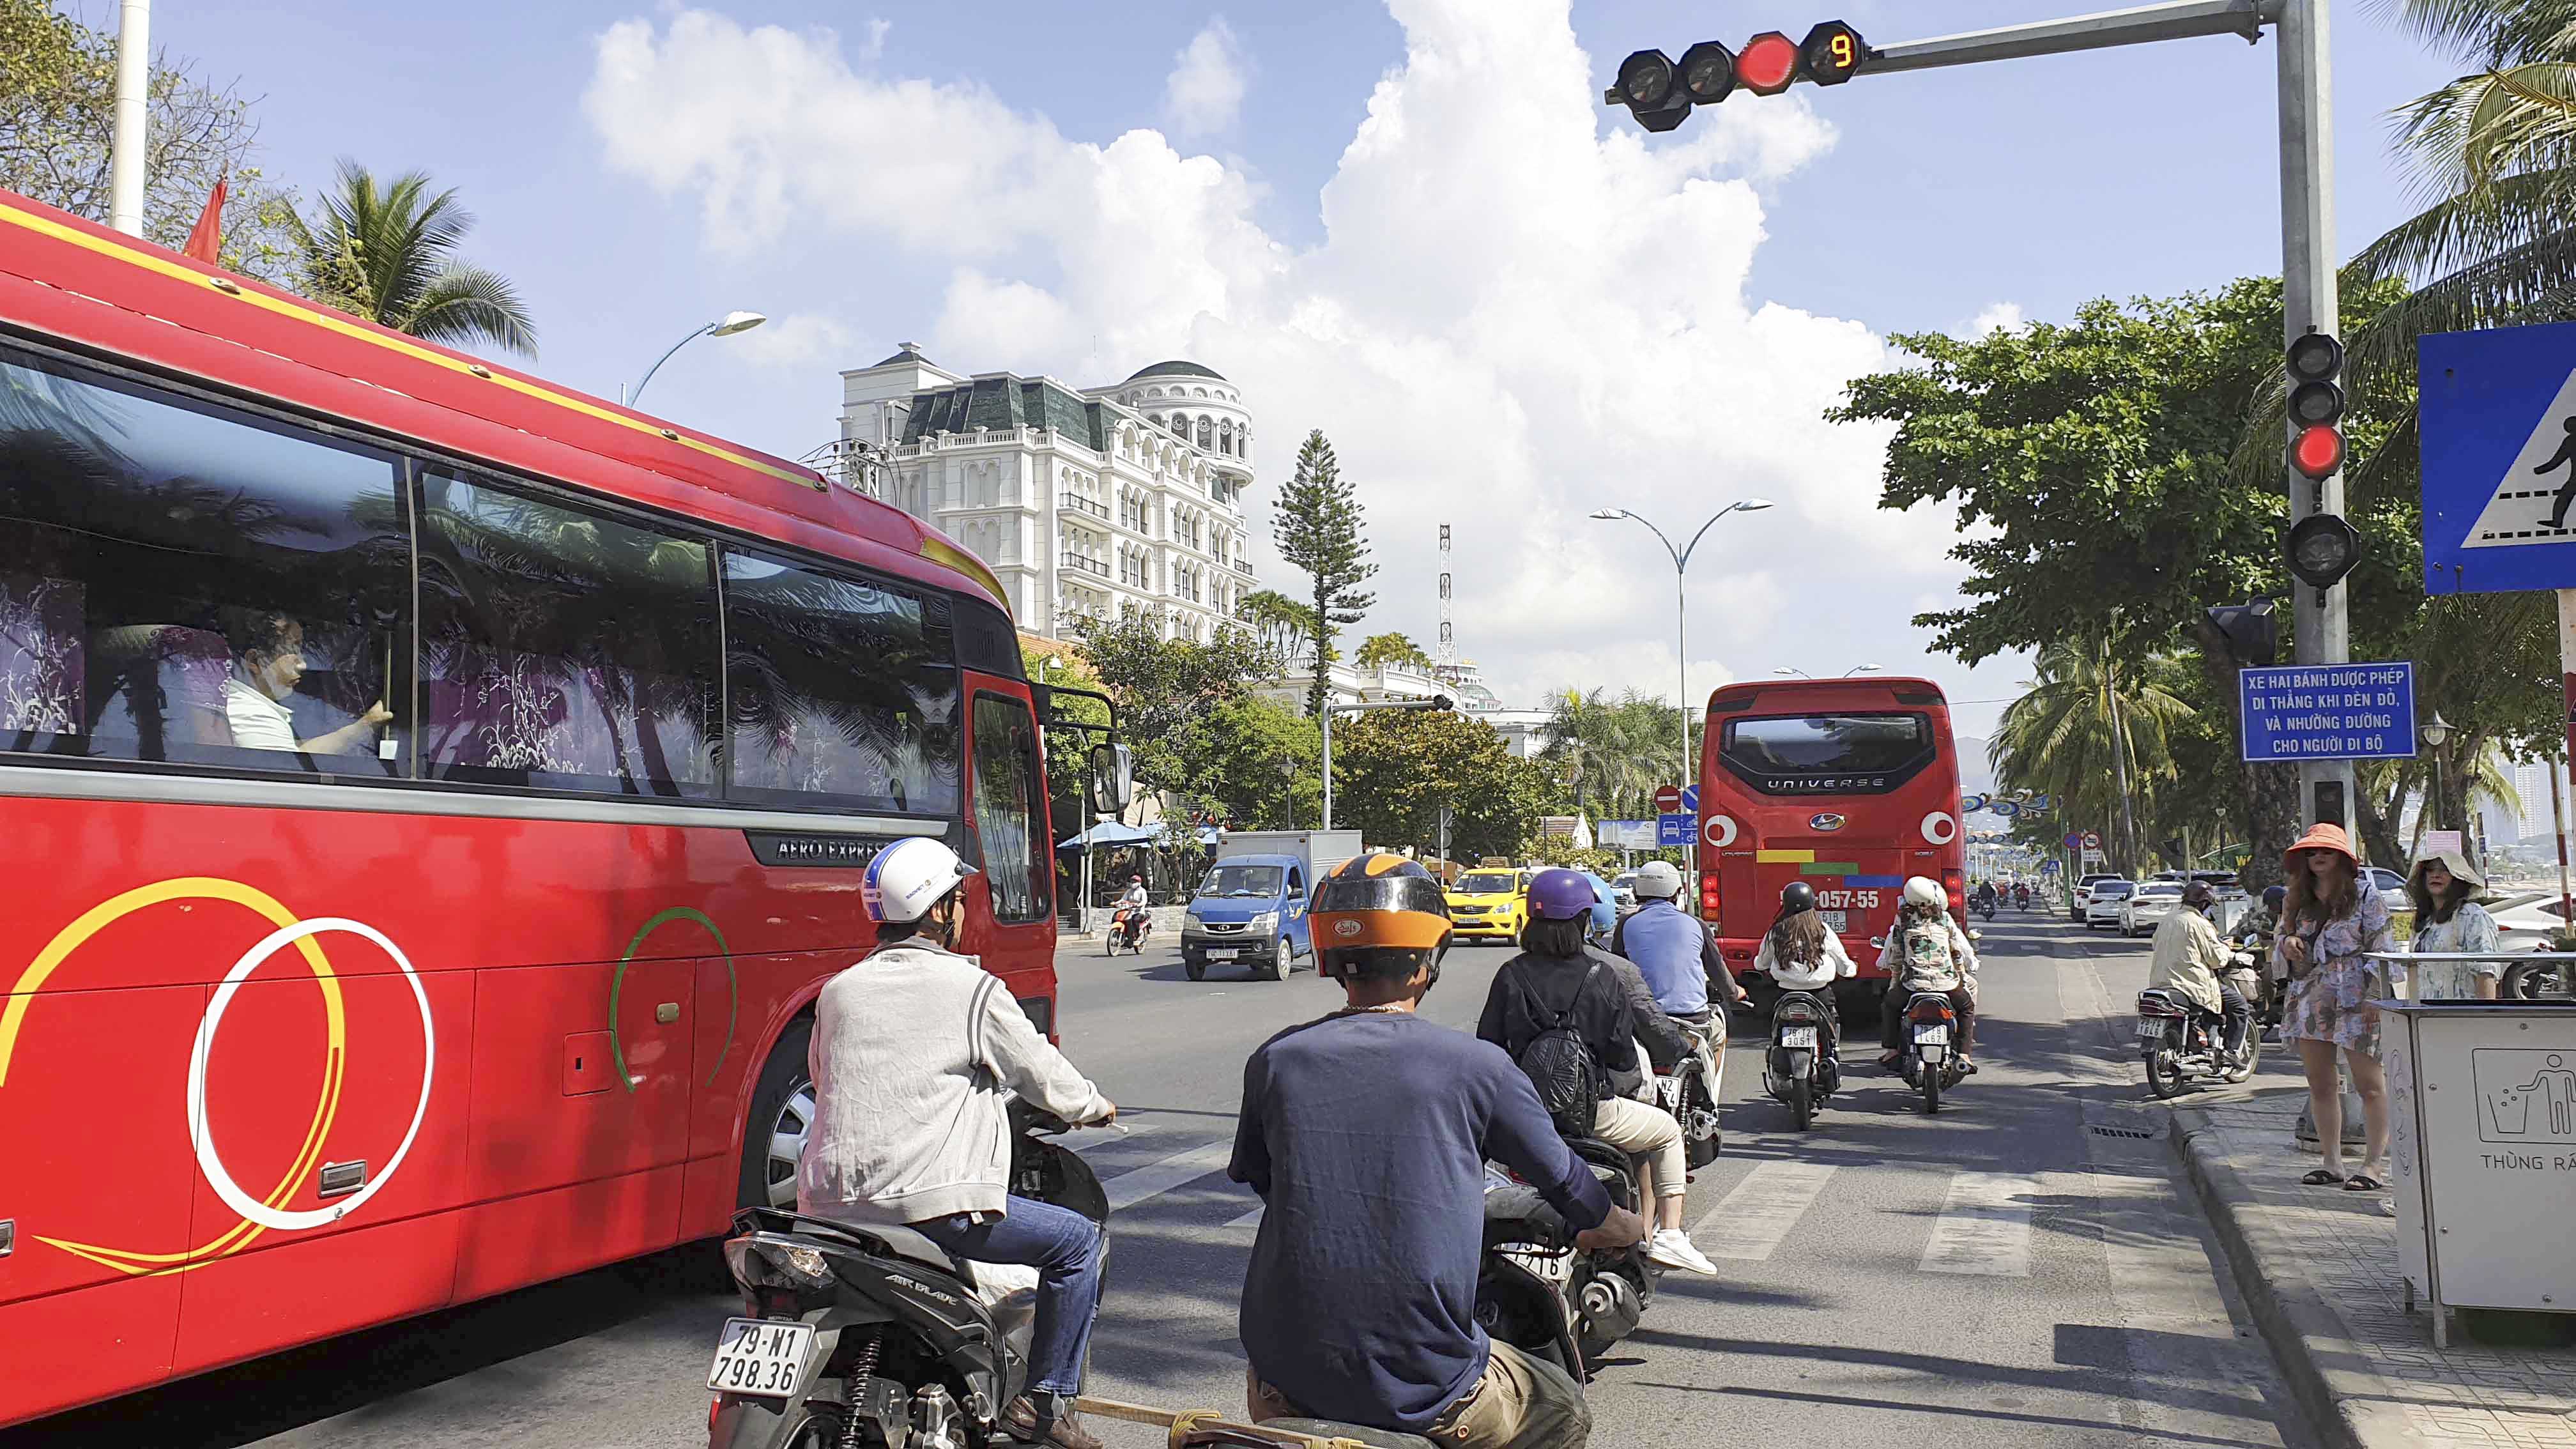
1698,675,1967,1013
0,187,1120,1427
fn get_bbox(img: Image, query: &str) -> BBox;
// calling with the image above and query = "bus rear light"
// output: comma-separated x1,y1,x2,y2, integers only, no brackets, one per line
1701,872,1722,925
1942,868,1965,920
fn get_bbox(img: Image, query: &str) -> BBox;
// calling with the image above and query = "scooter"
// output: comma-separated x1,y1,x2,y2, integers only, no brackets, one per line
707,1101,1107,1449
1107,903,1150,956
1761,990,1840,1131
2138,968,2260,1099
1974,896,1998,923
1485,1137,1653,1368
1649,1015,1724,1169
1898,991,1969,1114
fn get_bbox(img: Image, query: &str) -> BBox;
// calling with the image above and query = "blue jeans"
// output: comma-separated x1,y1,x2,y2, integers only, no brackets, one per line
912,1196,1104,1399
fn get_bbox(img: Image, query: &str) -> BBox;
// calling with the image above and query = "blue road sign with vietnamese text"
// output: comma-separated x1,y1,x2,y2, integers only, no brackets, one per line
2420,322,2576,594
1658,813,1693,847
2238,663,2417,763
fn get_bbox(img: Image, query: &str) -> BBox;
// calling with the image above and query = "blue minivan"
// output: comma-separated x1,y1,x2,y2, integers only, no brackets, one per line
1181,854,1312,980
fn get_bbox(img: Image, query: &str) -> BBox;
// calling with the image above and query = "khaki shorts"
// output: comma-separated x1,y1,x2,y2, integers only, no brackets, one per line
1247,1339,1591,1448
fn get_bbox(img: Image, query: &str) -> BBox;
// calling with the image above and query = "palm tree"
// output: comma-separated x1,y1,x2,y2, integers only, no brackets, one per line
286,160,537,356
1539,687,1669,819
1991,638,2196,876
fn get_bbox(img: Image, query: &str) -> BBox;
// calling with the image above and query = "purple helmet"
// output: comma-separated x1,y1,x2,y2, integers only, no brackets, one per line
1528,868,1597,921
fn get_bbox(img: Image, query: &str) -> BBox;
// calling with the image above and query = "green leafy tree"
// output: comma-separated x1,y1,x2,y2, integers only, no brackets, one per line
285,160,536,356
1070,606,1271,821
1273,430,1376,721
1354,631,1434,673
0,0,298,279
1537,687,1683,820
1331,709,1561,861
1202,694,1322,829
1989,638,2198,878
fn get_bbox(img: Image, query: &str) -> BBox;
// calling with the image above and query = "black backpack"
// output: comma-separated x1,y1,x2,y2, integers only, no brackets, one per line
1513,961,1606,1140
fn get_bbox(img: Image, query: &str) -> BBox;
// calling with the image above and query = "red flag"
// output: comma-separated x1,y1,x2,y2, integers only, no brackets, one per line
182,176,227,263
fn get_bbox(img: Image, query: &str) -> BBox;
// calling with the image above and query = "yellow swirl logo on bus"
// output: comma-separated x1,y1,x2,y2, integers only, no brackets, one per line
0,877,434,1277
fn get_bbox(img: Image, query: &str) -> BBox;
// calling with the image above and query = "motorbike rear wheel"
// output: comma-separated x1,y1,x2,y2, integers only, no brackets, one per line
2145,1046,2186,1099
1919,1058,1942,1114
1787,1074,1812,1131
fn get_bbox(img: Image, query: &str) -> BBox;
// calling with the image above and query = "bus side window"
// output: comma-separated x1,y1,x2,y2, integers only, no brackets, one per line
970,693,1049,924
0,346,410,776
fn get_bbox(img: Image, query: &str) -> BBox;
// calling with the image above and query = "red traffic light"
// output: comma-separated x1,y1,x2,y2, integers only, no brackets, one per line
1736,31,1800,95
2291,424,2346,479
1801,22,1865,85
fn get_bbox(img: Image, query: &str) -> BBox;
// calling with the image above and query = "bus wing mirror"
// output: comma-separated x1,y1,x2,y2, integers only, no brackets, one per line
1089,742,1135,817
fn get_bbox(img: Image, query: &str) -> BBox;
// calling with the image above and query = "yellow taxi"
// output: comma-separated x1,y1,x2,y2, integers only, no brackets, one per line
1445,866,1533,944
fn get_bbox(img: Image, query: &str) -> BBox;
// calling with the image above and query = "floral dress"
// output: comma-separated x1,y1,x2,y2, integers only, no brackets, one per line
2408,901,2502,1000
2276,881,2397,1054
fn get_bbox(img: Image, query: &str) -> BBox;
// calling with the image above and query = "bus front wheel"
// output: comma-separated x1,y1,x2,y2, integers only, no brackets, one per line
739,1016,815,1211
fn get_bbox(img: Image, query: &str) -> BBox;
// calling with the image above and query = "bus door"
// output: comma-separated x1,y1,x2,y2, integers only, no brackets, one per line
963,679,1057,1031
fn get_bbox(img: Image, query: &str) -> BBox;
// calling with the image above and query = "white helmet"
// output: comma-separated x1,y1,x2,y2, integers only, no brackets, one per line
1903,876,1946,910
1634,861,1685,899
864,837,979,924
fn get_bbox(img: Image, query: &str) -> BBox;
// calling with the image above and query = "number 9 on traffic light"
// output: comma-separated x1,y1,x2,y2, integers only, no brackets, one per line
1802,21,1865,86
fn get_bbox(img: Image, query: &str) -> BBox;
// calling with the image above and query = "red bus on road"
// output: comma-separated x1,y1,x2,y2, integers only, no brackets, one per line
0,188,1100,1427
1698,676,1967,1013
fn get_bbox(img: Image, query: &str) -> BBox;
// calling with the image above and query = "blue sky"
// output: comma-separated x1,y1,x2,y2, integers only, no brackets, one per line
135,1,2472,734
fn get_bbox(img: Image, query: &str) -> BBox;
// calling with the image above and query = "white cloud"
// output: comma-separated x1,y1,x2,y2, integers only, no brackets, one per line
584,0,1975,708
861,17,890,62
1163,18,1248,136
1969,301,2025,335
728,312,855,369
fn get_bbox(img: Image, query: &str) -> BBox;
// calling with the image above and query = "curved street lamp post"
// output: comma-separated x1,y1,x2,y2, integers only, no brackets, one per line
1593,500,1774,891
627,310,768,406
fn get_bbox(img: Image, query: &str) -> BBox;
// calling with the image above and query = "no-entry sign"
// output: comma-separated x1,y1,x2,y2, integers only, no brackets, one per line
1653,783,1684,814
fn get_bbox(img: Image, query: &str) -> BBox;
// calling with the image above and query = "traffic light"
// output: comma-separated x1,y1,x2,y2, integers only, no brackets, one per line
1735,31,1802,96
2205,599,2278,665
1606,22,1867,128
1610,49,1692,132
1802,22,1865,84
2286,330,2346,481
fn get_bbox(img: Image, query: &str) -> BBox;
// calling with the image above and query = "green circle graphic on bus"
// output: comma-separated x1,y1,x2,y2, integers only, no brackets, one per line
607,907,734,1094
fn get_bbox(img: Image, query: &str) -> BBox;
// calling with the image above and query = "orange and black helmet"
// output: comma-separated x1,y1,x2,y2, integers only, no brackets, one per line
1309,854,1453,981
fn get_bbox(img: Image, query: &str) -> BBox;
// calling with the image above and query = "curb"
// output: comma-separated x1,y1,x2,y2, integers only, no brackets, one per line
2168,1107,2420,1449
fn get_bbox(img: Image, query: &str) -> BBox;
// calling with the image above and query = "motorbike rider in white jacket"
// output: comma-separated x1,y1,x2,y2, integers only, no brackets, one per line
1875,877,1980,1071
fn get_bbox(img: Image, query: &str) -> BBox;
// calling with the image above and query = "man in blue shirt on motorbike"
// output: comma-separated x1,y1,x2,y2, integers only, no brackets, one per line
1231,854,1644,1448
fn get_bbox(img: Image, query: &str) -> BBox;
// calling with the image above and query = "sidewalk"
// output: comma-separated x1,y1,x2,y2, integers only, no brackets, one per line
2172,1086,2576,1448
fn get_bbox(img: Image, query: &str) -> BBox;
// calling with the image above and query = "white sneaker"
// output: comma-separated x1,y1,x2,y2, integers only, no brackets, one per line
1645,1229,1719,1276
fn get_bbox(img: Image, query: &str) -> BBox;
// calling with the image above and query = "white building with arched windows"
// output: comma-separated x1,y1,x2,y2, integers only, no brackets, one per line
832,348,1258,643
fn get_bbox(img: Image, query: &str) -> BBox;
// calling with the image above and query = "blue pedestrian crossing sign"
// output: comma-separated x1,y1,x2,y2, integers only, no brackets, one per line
2419,321,2576,594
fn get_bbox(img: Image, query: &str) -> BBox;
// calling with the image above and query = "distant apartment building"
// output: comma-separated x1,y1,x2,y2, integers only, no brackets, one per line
828,348,1257,642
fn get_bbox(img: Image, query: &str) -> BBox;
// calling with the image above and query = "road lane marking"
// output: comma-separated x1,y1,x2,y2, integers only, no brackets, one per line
1225,1204,1264,1229
1919,1172,2037,1277
1689,1162,1836,1261
1100,1141,1236,1211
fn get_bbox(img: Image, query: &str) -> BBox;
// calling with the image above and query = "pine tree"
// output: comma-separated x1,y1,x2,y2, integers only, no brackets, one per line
1272,430,1377,723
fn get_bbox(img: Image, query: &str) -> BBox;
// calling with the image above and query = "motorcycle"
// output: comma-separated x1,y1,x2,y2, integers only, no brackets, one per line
1106,903,1150,956
707,1101,1107,1449
2138,969,2261,1100
1761,990,1839,1131
1973,895,1998,923
2012,888,2031,912
1484,1136,1653,1367
1648,1015,1724,1169
1897,990,1968,1114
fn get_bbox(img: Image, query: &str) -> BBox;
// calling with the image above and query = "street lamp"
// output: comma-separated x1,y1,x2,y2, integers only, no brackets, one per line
627,310,768,405
1593,500,1774,889
1844,663,1883,676
2421,712,2453,832
1771,667,1813,678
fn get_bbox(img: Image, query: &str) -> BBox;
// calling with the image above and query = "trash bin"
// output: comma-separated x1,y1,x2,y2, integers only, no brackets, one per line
2372,954,2576,1348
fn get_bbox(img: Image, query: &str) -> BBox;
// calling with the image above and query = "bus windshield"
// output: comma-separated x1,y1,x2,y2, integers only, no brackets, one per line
1199,864,1284,898
1720,712,1932,788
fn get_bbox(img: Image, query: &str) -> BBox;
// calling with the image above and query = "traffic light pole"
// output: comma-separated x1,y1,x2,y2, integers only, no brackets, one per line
1818,0,2349,835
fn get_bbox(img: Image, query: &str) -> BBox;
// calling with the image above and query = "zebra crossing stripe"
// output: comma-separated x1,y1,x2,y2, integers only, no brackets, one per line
1100,1141,1238,1211
1919,1172,2037,1277
1225,1204,1264,1230
1690,1162,1837,1261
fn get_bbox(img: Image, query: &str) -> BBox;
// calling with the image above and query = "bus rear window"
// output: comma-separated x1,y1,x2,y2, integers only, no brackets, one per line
1719,712,1935,794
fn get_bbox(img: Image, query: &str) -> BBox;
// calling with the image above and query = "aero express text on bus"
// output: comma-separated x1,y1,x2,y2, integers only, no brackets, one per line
1697,677,1968,1009
0,187,1118,1426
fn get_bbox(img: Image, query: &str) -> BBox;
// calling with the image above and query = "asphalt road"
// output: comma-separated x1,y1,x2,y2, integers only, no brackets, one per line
8,912,2315,1448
